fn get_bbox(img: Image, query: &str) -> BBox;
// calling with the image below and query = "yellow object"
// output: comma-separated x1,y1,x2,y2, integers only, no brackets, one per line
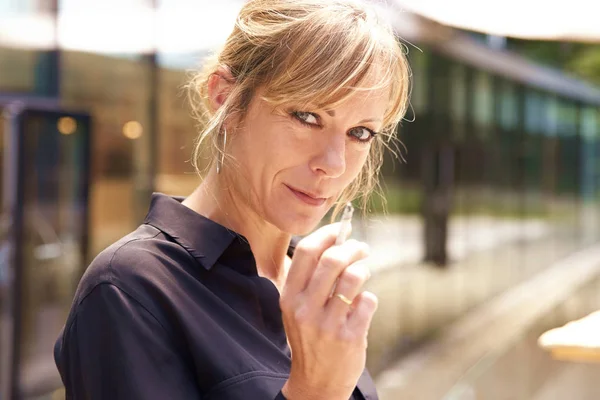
538,311,600,363
334,293,354,306
57,117,77,135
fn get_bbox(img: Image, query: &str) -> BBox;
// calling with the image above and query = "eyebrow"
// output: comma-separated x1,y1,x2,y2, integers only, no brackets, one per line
357,117,383,124
324,109,382,124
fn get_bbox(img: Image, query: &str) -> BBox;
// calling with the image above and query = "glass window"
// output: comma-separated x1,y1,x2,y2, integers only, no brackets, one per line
156,66,201,196
498,80,517,131
0,0,57,85
157,51,209,70
581,106,597,140
0,47,37,93
156,0,244,53
542,95,559,137
57,0,244,55
0,106,4,206
0,0,45,13
0,2,61,96
61,51,151,256
525,90,543,134
580,107,597,201
60,0,150,7
450,62,467,141
14,109,90,396
473,71,493,132
408,49,428,115
556,100,577,137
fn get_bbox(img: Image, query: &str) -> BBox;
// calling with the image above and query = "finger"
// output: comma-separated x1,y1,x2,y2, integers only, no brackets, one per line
283,222,351,296
325,259,371,316
305,239,370,307
346,291,378,339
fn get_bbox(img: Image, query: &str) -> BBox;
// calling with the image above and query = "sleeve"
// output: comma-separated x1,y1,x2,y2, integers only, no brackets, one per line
57,283,200,400
274,391,287,399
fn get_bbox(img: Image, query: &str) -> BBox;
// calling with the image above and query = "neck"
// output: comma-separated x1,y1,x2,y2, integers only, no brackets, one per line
182,168,292,288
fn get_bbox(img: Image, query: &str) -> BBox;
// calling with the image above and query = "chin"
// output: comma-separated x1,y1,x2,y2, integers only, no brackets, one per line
270,209,326,236
289,222,321,236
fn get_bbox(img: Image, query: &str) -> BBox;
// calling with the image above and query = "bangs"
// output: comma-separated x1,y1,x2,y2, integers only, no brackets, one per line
253,7,409,132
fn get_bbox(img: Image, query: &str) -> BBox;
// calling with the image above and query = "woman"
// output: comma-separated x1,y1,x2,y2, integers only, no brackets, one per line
54,0,410,398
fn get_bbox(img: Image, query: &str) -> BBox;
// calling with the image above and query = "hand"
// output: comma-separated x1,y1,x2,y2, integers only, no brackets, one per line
280,223,377,400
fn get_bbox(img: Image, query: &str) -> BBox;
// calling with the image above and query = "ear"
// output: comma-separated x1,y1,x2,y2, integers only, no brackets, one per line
207,66,235,113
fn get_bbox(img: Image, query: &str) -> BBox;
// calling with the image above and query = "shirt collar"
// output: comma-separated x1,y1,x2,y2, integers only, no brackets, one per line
143,193,299,271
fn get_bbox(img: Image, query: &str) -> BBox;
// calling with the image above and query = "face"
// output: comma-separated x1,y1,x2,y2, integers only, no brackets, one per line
225,87,388,235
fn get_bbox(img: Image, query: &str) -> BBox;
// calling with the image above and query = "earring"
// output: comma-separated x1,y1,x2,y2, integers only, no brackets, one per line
216,128,227,174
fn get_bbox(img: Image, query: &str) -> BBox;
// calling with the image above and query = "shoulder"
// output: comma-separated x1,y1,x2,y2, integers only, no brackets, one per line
75,224,160,296
69,224,198,323
56,224,199,364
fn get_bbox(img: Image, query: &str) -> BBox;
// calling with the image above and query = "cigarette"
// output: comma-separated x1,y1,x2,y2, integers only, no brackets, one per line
335,202,354,245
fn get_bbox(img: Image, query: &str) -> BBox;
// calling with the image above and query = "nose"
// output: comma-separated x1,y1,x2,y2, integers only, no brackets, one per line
309,133,346,178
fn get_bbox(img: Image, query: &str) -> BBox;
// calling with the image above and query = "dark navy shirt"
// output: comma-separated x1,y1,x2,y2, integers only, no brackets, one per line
54,193,379,399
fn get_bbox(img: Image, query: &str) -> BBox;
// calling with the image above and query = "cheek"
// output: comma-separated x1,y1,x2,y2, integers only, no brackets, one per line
345,148,371,180
237,125,298,187
261,125,308,170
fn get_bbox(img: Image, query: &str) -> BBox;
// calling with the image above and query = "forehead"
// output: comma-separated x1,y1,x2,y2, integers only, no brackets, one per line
251,81,390,122
324,87,390,116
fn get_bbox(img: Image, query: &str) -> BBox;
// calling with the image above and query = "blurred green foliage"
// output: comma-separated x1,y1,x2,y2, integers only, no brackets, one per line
506,39,600,85
367,182,578,220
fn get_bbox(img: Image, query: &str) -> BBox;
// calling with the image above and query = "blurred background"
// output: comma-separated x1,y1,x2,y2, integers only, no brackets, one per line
1,1,600,399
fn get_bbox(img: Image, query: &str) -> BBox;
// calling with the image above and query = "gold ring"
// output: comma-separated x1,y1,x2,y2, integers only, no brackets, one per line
334,293,353,306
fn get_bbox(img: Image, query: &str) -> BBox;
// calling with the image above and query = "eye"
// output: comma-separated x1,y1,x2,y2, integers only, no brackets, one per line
349,127,377,143
292,111,319,126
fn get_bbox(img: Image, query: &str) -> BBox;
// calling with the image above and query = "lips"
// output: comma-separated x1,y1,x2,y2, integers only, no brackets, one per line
285,185,327,206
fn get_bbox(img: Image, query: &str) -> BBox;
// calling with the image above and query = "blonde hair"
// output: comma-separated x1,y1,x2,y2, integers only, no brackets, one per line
186,0,411,220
